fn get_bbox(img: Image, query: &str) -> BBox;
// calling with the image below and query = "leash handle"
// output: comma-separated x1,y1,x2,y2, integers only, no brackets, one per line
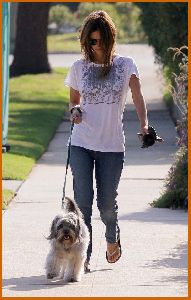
62,121,74,208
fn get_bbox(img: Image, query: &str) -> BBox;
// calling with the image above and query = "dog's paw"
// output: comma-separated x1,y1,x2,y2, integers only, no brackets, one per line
46,273,57,279
63,277,72,283
73,275,82,282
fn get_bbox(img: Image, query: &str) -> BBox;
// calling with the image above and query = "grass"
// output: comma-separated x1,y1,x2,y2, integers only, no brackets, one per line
2,67,69,181
163,90,173,108
47,32,146,53
2,189,16,210
163,66,173,108
48,32,81,53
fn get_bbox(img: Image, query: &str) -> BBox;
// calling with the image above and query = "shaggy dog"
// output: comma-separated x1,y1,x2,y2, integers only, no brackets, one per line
45,197,89,282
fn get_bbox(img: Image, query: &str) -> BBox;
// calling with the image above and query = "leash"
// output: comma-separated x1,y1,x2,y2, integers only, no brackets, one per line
61,121,74,208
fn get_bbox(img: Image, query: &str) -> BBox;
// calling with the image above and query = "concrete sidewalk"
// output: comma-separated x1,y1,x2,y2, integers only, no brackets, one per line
3,45,187,296
2,106,188,297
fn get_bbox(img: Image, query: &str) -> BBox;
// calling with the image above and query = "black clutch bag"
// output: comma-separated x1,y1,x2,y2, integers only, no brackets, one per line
137,125,164,148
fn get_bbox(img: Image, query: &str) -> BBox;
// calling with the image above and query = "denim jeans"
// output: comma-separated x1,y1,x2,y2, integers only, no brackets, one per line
70,145,124,262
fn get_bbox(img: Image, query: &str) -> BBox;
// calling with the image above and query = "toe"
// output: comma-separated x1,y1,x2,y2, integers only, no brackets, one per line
107,242,121,263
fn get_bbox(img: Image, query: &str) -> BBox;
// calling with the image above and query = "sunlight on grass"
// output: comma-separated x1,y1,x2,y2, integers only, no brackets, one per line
3,68,69,180
2,189,16,210
48,33,81,53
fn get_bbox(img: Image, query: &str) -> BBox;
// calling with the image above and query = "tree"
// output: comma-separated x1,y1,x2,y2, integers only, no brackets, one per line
115,2,145,42
77,2,120,29
58,2,80,13
77,2,144,43
135,3,188,76
10,3,51,77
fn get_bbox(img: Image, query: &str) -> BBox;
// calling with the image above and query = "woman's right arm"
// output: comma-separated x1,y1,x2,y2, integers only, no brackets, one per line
69,87,82,124
69,87,80,111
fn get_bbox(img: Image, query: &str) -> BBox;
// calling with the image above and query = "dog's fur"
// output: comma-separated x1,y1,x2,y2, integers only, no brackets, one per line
45,197,89,282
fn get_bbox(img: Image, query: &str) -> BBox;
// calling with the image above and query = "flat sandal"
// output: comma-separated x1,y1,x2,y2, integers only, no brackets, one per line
106,239,122,263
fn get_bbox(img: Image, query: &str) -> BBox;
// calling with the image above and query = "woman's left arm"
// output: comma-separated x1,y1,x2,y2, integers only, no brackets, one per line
129,74,148,135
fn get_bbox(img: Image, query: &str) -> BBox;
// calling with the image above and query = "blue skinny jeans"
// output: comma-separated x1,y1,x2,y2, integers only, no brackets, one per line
69,145,124,263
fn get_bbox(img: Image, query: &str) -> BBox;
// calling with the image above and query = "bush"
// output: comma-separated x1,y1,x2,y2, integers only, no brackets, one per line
49,2,145,44
115,2,146,43
49,5,79,33
135,3,188,79
77,2,145,43
77,2,121,35
152,147,188,209
151,47,188,209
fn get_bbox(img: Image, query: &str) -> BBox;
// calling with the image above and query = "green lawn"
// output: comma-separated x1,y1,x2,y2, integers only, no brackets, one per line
48,32,81,53
47,32,146,53
3,67,69,181
2,189,16,210
2,67,70,209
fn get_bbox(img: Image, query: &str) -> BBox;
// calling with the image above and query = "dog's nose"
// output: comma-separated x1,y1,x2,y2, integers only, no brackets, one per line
63,230,70,240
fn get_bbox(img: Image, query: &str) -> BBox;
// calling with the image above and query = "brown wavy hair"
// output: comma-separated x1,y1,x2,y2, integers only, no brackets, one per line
79,10,116,77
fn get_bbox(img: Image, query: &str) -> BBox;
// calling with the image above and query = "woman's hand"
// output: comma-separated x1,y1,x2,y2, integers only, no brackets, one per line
140,124,149,136
69,88,82,124
71,115,82,124
137,124,149,142
70,106,82,124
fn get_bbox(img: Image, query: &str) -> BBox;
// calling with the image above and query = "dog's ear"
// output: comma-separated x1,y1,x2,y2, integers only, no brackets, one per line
64,197,83,219
46,215,62,240
77,219,83,243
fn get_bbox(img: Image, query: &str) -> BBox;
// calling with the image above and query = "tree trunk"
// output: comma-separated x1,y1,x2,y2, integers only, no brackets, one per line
10,3,51,77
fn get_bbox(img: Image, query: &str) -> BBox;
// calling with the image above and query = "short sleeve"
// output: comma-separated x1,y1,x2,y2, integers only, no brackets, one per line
130,58,140,80
64,63,79,91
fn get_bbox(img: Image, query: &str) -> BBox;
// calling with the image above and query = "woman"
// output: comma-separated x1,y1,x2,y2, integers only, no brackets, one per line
65,10,148,271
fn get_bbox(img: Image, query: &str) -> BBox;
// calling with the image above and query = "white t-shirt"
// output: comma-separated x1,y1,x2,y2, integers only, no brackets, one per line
64,54,140,152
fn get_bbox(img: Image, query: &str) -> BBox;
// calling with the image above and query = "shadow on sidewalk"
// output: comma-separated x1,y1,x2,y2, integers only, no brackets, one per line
2,268,112,293
118,207,187,225
93,207,187,226
142,242,188,283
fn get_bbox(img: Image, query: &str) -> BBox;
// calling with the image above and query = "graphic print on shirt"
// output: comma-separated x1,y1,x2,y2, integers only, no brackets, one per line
81,57,126,105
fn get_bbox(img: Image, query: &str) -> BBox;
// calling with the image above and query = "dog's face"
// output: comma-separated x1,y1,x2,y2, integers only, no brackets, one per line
48,212,81,250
